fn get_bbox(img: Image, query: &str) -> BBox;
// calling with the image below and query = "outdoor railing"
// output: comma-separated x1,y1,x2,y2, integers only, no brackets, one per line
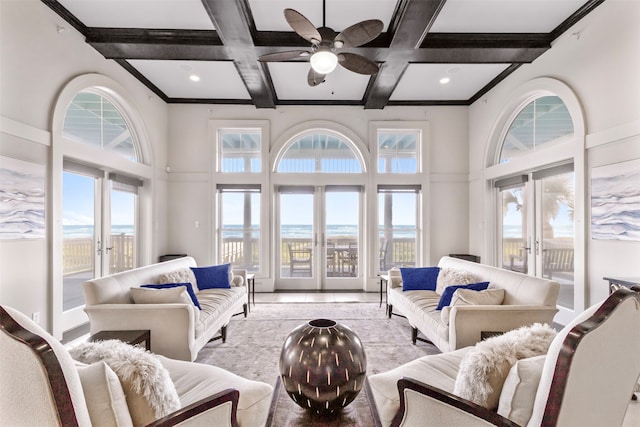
63,234,134,275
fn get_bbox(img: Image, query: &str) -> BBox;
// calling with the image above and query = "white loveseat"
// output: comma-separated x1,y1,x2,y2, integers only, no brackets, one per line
1,304,273,427
82,257,248,361
368,287,640,427
387,256,560,352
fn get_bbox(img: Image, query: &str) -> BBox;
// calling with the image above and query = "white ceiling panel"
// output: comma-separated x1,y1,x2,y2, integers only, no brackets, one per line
431,0,589,33
249,0,396,32
127,60,251,99
390,63,511,101
58,0,215,30
268,63,369,100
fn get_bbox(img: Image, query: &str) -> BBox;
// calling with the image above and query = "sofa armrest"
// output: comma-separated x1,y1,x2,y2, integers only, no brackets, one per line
390,377,518,427
232,269,247,288
448,305,558,350
84,304,196,361
147,388,239,427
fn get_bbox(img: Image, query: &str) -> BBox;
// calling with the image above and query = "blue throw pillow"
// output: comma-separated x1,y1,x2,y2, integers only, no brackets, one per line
142,283,201,310
191,264,231,290
436,282,490,310
400,267,441,291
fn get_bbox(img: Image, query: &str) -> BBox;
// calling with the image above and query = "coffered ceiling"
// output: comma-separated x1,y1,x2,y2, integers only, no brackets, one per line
42,0,605,109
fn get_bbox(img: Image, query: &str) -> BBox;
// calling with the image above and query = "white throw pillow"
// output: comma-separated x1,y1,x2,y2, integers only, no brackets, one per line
71,340,181,427
453,323,556,410
388,267,403,288
156,268,198,291
498,355,546,426
440,288,505,324
436,268,480,294
76,361,134,427
130,286,191,305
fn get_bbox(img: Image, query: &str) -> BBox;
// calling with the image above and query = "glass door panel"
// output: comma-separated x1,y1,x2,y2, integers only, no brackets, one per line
325,190,360,280
280,193,314,282
62,172,98,312
500,186,530,274
109,183,136,274
539,172,574,309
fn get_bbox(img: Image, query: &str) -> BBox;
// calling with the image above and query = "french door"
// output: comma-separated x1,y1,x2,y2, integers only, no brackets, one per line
61,163,138,332
499,165,575,310
276,185,362,290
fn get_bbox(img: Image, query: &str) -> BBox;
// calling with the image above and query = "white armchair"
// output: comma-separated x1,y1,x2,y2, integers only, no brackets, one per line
0,305,273,427
368,287,640,426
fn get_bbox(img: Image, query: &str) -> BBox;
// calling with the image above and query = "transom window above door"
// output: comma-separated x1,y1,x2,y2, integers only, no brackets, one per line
63,90,139,162
500,95,574,164
377,130,419,174
218,129,262,173
276,132,363,173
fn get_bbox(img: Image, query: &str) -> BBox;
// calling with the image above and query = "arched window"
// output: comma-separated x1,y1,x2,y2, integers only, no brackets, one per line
63,90,139,162
276,132,363,173
499,95,574,163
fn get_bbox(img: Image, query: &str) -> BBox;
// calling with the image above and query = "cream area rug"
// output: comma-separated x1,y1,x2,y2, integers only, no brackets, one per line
195,302,440,426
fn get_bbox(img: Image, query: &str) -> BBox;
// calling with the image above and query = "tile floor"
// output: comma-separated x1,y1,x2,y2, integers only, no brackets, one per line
254,291,639,426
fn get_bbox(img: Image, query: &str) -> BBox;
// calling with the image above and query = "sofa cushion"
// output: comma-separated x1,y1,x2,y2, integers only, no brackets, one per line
130,286,192,306
401,267,440,291
368,347,472,427
70,340,181,427
191,264,231,289
436,267,480,294
76,361,134,427
436,282,489,310
441,288,506,324
497,355,546,426
141,283,201,309
453,323,556,410
156,268,199,291
158,355,273,427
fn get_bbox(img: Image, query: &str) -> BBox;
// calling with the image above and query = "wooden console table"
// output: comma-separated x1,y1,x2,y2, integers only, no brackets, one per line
88,329,151,351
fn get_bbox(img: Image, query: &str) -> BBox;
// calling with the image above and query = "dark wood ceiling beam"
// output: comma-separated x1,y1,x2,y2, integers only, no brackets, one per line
410,47,548,64
200,0,275,108
90,43,230,61
365,0,448,109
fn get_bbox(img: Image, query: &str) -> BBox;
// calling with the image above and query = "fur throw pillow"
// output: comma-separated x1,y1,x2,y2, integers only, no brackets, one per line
70,340,180,425
454,323,557,410
436,268,480,294
157,268,198,290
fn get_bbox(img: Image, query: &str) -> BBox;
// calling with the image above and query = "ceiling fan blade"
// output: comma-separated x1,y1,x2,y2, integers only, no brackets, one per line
337,53,379,75
334,19,383,48
258,50,310,62
307,68,326,86
284,8,322,44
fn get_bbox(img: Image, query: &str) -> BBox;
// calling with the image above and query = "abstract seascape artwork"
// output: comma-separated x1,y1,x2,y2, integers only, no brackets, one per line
591,158,640,241
0,156,46,239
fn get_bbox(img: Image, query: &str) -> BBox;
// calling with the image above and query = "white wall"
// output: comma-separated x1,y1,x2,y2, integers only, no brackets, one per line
165,104,470,289
468,0,640,307
0,0,171,330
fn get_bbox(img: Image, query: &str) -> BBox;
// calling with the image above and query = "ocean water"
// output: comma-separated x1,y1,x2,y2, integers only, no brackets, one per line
64,224,417,239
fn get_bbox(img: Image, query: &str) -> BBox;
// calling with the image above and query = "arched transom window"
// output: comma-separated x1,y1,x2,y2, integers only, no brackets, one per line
63,90,139,162
277,132,363,173
500,95,574,164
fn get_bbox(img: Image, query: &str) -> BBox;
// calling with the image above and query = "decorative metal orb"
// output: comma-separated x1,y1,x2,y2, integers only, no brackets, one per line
279,319,367,414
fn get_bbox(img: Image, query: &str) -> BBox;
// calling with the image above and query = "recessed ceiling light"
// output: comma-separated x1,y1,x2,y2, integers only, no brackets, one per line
439,77,451,85
189,74,201,82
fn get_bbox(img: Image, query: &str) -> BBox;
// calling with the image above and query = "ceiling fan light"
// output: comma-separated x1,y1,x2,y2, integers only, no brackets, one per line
310,50,338,74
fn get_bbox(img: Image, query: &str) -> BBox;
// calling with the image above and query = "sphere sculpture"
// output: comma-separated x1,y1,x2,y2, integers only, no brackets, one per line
279,319,367,414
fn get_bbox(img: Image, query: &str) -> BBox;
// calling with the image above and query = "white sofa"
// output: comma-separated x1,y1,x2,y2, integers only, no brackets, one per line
82,256,248,361
387,256,560,352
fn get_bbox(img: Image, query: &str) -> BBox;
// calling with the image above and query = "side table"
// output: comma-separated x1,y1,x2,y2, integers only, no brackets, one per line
603,276,640,294
246,273,255,310
379,274,389,309
88,329,151,351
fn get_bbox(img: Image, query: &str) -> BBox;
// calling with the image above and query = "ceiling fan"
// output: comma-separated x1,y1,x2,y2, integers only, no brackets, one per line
258,2,383,86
